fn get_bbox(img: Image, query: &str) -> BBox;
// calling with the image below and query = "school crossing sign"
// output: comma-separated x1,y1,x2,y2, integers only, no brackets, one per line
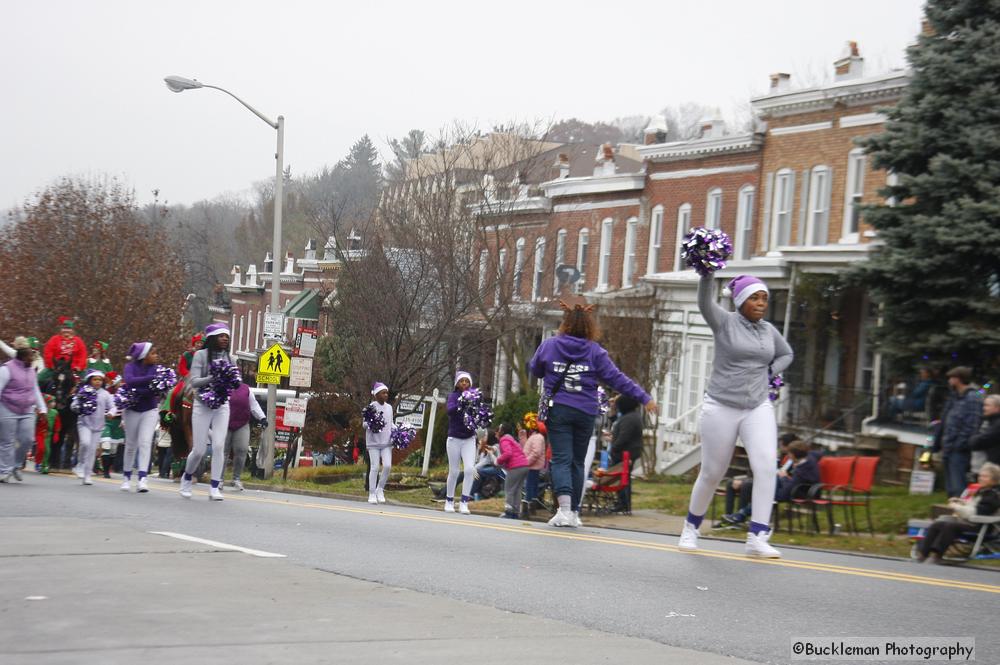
257,343,290,385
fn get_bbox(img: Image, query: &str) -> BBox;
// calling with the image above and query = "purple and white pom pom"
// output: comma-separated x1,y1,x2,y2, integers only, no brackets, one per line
362,403,386,433
458,388,492,430
113,387,138,411
768,374,784,402
198,386,229,410
390,423,417,450
209,359,242,392
77,385,98,415
597,386,610,415
151,365,178,394
681,226,733,276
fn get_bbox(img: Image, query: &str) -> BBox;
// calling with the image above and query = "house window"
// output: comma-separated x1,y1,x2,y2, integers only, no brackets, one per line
771,169,794,248
513,238,526,301
686,340,714,420
843,148,866,239
495,248,507,304
532,237,546,301
674,203,692,271
807,166,832,245
706,188,722,229
736,186,755,260
554,229,567,292
647,205,664,275
576,229,589,293
478,250,488,294
598,218,613,290
622,217,638,287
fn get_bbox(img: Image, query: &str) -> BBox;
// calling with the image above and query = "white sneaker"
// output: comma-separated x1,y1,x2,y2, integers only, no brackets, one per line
82,478,93,486
232,479,244,491
547,508,575,527
367,493,378,504
444,501,455,513
119,479,131,492
572,511,583,528
209,486,224,501
678,521,700,551
179,477,192,498
746,531,782,559
73,465,84,479
137,477,149,493
458,502,471,515
376,489,386,504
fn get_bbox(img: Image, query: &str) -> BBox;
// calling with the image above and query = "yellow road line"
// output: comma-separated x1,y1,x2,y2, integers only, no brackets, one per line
86,474,1000,594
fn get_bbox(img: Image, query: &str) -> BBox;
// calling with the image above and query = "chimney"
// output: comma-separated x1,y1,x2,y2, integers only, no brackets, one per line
643,115,668,145
699,113,726,139
769,72,791,93
834,41,864,81
245,264,258,288
263,251,273,274
229,265,242,287
304,238,316,261
555,153,571,179
920,18,935,37
283,252,295,274
323,235,337,260
593,143,616,176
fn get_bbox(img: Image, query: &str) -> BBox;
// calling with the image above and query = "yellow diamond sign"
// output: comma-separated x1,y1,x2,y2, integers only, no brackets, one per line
257,343,290,384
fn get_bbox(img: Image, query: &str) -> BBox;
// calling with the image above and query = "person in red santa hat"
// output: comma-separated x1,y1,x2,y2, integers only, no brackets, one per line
42,317,88,373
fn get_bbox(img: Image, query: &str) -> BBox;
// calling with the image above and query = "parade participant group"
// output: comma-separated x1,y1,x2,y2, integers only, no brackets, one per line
0,227,810,558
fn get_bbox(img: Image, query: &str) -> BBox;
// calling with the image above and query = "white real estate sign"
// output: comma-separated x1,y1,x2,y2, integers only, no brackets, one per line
282,397,308,428
395,394,427,429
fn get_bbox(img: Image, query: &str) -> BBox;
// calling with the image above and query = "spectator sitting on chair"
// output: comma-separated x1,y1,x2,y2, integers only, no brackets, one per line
969,395,1000,472
722,441,819,525
888,368,936,421
593,395,642,511
933,366,983,497
723,433,799,518
917,462,1000,563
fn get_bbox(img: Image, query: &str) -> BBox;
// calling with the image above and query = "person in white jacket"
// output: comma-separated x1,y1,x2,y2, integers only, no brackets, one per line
363,382,394,504
71,369,115,485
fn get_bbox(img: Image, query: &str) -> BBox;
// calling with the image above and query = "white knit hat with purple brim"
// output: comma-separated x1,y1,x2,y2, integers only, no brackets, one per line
723,275,769,309
454,371,472,388
371,382,389,396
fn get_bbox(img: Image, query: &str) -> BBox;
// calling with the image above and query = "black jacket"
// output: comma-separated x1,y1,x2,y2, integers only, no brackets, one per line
934,388,982,452
969,414,1000,465
610,409,643,466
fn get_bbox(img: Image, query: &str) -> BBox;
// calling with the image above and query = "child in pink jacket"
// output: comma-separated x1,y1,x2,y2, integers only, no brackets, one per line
496,422,529,519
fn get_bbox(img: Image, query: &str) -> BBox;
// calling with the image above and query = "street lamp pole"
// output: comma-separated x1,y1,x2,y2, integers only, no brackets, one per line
164,75,283,479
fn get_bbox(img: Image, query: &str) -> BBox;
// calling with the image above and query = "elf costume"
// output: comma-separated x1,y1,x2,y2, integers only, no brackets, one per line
34,394,59,474
100,372,125,477
43,317,87,372
87,341,113,374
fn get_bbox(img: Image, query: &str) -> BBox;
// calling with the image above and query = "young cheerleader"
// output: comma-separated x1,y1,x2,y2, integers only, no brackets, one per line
100,373,125,478
121,342,163,493
444,371,477,514
679,274,793,558
71,369,114,486
363,382,394,504
181,323,239,501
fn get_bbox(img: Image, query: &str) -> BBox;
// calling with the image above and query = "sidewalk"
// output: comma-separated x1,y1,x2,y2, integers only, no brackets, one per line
0,516,753,665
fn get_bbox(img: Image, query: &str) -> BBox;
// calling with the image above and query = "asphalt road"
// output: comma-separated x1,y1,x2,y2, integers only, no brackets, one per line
3,471,996,664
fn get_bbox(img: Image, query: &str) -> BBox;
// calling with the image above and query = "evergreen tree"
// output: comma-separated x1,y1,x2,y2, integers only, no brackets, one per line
858,0,1000,371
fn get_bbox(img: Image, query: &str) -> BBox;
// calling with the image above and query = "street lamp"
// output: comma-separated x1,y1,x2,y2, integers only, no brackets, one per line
164,74,284,479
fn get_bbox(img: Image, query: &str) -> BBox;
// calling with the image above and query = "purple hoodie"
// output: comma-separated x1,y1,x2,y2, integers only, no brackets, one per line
529,335,650,416
446,391,477,439
123,361,159,413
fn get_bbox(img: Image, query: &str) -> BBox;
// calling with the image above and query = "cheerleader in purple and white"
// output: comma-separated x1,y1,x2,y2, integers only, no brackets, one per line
444,371,476,514
181,323,239,501
363,382,394,504
71,369,114,485
122,342,163,493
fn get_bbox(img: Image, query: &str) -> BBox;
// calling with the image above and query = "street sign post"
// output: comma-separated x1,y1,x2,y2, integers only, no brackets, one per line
257,342,290,385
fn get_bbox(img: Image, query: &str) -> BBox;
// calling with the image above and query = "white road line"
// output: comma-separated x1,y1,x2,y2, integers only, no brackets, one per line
149,531,287,558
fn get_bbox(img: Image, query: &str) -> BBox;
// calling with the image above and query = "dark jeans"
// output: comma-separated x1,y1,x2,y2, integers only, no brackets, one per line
943,449,971,497
525,469,540,501
547,404,595,512
725,478,753,514
919,516,971,557
157,447,173,478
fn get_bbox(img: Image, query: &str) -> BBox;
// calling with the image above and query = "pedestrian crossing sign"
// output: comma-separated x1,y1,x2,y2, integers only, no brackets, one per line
257,343,290,384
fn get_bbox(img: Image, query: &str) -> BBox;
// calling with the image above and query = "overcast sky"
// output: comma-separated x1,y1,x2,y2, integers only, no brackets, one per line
2,0,925,209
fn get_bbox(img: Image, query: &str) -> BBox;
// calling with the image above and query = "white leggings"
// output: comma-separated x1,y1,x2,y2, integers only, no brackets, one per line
446,435,476,500
368,447,392,491
122,409,158,478
77,425,102,482
186,401,230,482
688,397,777,526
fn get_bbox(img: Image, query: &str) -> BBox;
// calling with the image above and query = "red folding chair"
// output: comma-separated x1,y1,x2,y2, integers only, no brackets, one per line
795,456,856,534
586,451,631,514
831,456,879,535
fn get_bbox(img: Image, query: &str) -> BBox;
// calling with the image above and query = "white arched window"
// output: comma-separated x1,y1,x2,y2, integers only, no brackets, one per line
706,188,722,229
622,217,639,287
674,203,692,271
843,148,866,242
478,250,488,294
513,238,526,301
495,248,507,304
532,238,546,301
646,205,664,275
770,169,794,248
807,166,832,245
554,229,567,292
576,229,589,294
736,186,755,260
598,218,614,290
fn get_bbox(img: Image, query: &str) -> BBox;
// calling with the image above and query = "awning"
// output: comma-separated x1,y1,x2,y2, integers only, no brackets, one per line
281,288,320,321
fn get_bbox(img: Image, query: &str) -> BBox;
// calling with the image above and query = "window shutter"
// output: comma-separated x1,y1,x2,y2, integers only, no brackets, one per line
798,169,810,246
761,172,774,252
